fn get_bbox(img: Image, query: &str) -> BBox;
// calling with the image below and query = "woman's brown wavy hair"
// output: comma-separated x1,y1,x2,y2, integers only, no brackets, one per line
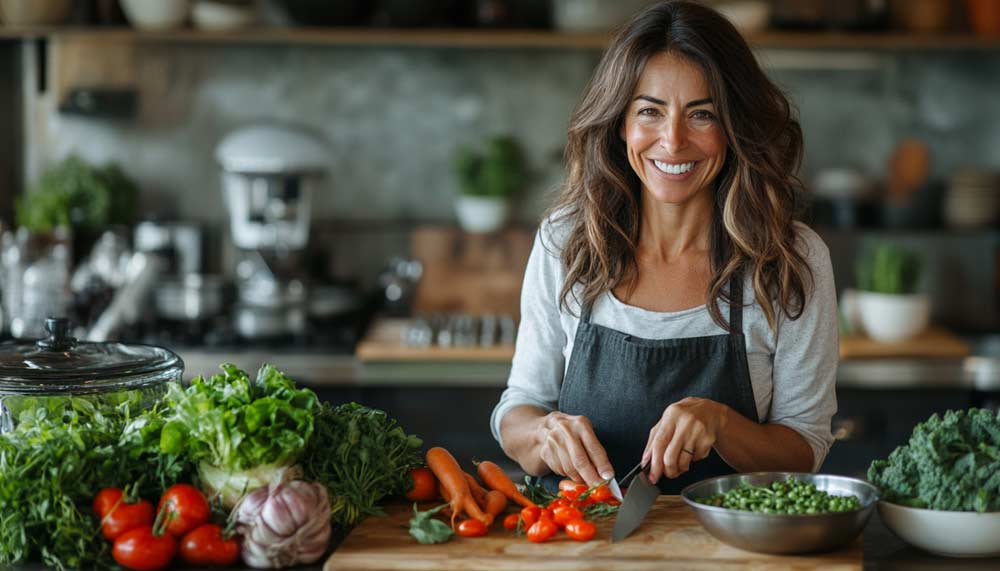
548,0,811,331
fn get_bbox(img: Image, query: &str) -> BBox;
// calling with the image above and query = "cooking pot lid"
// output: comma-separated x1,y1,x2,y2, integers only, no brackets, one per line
216,123,329,174
0,318,182,386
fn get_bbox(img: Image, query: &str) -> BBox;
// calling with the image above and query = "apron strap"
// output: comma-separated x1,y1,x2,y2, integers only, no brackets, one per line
728,274,743,333
580,302,593,324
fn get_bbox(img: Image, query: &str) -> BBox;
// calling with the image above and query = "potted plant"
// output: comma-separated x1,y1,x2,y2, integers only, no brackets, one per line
452,135,525,234
854,242,929,342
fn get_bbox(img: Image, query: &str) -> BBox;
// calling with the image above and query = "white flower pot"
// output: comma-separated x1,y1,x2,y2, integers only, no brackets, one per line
120,0,190,30
455,195,509,234
856,291,930,343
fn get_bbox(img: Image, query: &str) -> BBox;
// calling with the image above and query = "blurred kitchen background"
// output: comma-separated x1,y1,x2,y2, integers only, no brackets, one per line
0,0,999,477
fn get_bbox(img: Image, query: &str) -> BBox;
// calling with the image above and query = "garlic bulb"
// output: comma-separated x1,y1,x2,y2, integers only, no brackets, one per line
235,479,332,568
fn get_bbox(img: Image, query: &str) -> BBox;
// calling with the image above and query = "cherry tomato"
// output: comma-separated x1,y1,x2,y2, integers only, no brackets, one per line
158,484,211,537
552,506,584,528
112,526,177,571
405,467,439,502
502,514,519,530
456,519,489,538
564,519,597,542
94,487,124,518
179,523,240,566
590,485,614,503
547,498,570,510
102,498,155,541
561,484,588,501
520,506,541,527
558,479,580,494
605,498,622,506
526,519,558,543
538,508,554,521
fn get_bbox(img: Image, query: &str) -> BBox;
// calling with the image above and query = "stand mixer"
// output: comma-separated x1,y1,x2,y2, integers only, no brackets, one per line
215,123,330,341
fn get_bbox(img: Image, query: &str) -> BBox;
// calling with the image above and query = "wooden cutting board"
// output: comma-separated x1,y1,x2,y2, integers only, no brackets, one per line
839,326,970,360
324,496,862,571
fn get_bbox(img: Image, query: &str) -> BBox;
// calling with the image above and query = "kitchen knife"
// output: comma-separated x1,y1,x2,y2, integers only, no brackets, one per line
611,465,660,543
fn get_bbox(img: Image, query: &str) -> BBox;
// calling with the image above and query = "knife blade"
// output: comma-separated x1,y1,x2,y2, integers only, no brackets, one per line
611,466,660,543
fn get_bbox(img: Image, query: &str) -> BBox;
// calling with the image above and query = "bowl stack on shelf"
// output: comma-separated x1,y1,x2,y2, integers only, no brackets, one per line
944,168,999,229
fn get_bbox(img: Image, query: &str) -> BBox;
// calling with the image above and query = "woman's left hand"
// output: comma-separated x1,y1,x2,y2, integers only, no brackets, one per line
642,397,729,484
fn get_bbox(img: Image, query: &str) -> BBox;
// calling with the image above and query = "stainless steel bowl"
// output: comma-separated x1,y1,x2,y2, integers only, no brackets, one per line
681,472,879,554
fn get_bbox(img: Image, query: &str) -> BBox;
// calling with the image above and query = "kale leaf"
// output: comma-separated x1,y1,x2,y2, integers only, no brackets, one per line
868,408,1000,512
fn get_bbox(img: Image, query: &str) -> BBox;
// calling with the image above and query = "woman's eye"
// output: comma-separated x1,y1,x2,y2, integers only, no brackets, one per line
691,110,716,121
638,107,660,117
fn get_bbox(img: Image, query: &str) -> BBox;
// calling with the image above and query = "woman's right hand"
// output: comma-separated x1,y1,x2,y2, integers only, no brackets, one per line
537,412,615,487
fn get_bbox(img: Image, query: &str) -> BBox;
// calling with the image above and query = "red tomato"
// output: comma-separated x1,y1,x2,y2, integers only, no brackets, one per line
520,506,541,527
561,484,588,501
112,526,177,571
547,498,570,510
94,487,124,518
456,519,489,538
158,484,211,537
502,514,519,531
564,519,597,542
552,506,584,528
538,508,554,521
102,498,155,541
526,519,558,543
558,479,580,494
405,467,438,502
589,485,614,503
179,524,240,566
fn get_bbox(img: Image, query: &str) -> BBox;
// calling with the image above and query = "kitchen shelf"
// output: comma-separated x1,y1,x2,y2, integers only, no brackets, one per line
3,26,1000,50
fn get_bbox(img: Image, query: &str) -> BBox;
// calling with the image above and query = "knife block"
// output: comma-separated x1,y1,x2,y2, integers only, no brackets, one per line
411,225,532,319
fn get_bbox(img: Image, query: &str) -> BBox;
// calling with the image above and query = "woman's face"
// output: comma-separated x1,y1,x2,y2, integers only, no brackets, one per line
621,51,727,206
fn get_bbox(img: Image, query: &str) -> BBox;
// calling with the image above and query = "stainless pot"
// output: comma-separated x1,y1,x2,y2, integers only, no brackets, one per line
234,303,306,340
154,274,226,322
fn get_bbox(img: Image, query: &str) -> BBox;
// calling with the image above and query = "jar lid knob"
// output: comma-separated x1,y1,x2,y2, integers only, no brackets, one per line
36,317,77,351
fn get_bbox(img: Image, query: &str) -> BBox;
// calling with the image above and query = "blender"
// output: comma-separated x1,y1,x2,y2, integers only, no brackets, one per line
215,123,330,341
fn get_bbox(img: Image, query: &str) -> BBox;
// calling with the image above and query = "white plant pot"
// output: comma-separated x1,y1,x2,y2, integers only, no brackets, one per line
856,291,930,343
120,0,190,30
455,195,509,234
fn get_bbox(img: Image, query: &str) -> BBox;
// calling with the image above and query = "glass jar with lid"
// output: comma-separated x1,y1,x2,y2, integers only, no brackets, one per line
0,317,183,432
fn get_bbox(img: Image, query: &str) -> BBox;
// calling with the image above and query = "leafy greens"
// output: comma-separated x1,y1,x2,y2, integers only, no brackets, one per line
159,363,318,507
0,398,189,570
868,408,1000,512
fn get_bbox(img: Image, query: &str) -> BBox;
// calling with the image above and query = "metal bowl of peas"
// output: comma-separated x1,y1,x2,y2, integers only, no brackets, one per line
680,472,879,554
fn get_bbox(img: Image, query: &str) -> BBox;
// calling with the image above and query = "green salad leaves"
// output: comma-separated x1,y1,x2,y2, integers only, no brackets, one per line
868,408,1000,512
160,363,319,507
0,399,189,570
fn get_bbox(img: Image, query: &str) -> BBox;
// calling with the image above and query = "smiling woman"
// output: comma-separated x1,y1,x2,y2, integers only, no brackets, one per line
493,0,837,495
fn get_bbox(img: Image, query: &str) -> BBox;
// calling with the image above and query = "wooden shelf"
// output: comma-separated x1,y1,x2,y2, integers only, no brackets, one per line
2,26,1000,50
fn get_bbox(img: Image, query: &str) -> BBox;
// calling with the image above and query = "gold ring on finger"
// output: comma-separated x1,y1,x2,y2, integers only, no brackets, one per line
681,448,695,455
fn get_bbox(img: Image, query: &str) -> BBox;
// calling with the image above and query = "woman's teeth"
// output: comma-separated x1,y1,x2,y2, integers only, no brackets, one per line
653,160,695,175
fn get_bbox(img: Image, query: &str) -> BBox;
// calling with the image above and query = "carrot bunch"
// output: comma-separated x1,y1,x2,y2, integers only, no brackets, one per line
405,447,615,543
407,447,535,536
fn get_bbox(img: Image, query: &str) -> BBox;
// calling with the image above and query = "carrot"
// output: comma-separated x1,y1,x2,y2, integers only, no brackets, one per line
483,490,508,521
476,460,536,508
464,472,489,508
426,447,492,529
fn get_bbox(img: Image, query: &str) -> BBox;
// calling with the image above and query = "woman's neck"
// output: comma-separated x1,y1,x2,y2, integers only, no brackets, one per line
637,187,713,262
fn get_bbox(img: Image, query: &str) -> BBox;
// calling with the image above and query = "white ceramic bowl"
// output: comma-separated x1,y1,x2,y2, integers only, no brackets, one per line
856,291,930,343
120,0,190,30
878,501,1000,557
192,0,255,30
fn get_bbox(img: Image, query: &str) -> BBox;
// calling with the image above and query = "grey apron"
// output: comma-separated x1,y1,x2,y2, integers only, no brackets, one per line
548,277,760,494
